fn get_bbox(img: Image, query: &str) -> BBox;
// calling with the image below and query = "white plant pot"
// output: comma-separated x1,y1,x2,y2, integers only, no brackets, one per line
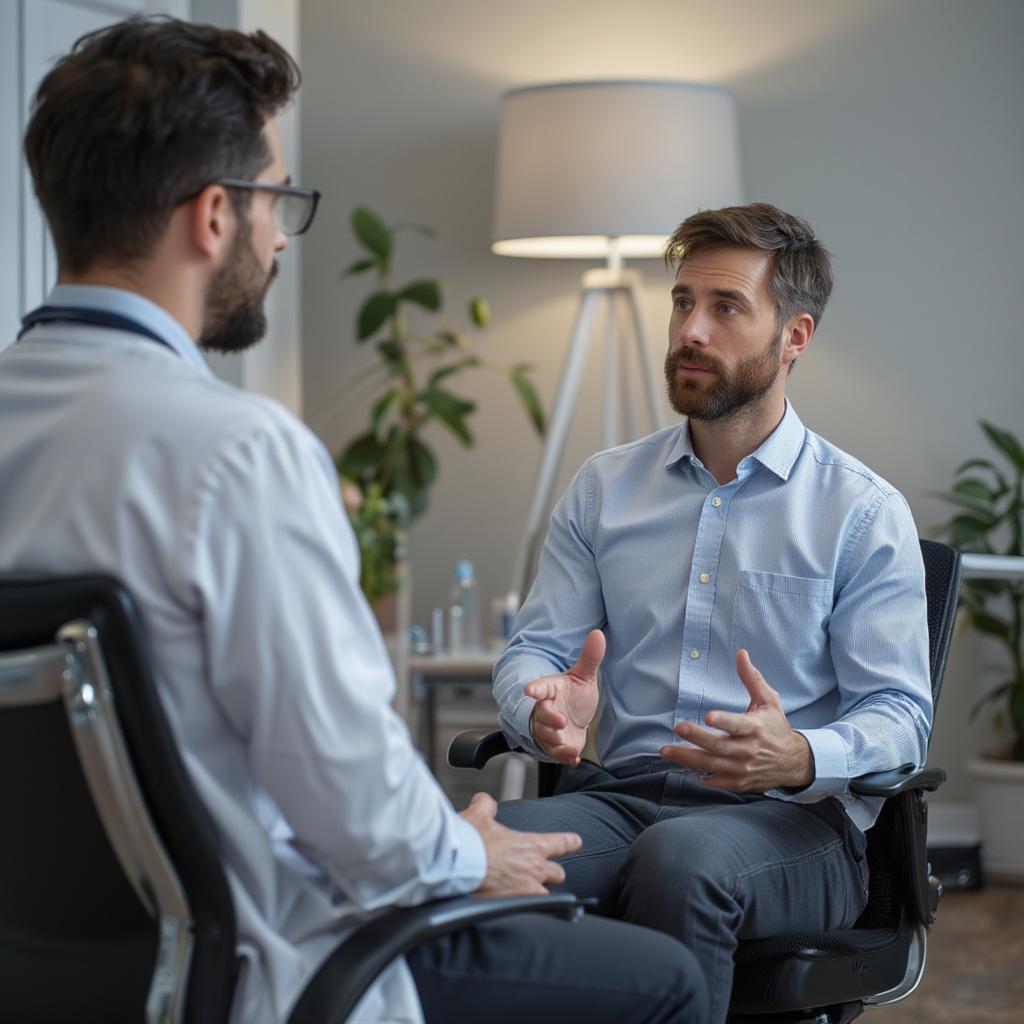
967,755,1024,883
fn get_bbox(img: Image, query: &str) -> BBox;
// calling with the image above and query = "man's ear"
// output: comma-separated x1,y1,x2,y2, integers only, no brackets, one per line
782,312,814,366
189,184,235,263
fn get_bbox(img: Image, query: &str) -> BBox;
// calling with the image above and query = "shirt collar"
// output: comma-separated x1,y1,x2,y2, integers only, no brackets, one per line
664,399,806,482
45,284,213,376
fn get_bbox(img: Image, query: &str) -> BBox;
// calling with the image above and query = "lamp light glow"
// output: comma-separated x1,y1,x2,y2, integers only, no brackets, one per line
492,80,742,262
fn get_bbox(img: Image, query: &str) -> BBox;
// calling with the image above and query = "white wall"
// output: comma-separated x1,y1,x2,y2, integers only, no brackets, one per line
299,0,1024,800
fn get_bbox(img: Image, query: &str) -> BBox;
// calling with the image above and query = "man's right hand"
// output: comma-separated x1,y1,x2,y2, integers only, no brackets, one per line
525,629,605,766
460,792,582,897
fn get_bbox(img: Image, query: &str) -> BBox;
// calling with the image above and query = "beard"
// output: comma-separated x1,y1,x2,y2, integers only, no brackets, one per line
199,225,278,355
664,329,783,422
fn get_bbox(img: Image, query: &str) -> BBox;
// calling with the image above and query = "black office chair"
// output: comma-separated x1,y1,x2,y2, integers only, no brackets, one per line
449,539,962,1024
0,574,583,1024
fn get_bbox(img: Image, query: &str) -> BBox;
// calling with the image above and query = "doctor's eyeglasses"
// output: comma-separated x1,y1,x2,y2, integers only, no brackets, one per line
177,179,321,236
216,179,321,236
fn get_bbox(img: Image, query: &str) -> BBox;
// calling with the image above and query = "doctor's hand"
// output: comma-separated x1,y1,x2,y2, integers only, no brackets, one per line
660,649,814,792
525,629,605,766
460,792,582,897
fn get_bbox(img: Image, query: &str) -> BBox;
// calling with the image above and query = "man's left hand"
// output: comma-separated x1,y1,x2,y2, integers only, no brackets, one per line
660,649,814,792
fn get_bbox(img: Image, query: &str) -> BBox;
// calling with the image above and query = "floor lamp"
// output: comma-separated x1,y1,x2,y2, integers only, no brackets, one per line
492,80,743,598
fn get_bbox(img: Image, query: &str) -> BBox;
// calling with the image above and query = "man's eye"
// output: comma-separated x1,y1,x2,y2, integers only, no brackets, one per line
719,303,738,315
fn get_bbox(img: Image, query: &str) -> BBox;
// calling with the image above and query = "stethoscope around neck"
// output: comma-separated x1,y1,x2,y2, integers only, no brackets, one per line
18,305,174,351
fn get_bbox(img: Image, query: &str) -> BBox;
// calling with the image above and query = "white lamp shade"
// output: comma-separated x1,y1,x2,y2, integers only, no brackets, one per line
492,80,742,259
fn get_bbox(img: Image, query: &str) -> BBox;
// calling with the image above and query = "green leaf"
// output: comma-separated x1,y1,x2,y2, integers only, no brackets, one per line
1010,681,1024,727
398,279,443,312
469,297,490,329
510,363,546,435
428,357,479,388
949,513,997,547
969,680,1017,720
390,436,438,520
357,291,397,340
980,420,1024,474
375,339,407,374
337,431,388,480
405,435,438,489
422,387,475,446
955,457,997,475
964,578,1009,599
933,491,995,517
952,478,998,503
352,207,392,262
341,257,378,278
967,610,1011,642
370,389,398,435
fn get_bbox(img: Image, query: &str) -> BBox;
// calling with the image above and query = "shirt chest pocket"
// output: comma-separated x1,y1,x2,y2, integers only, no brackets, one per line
729,570,834,696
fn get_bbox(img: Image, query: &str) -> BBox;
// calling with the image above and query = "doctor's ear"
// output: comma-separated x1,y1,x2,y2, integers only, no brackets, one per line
187,184,236,262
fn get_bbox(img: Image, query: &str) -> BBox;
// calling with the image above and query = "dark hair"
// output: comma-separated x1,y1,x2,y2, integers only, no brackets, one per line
24,16,300,273
665,203,833,328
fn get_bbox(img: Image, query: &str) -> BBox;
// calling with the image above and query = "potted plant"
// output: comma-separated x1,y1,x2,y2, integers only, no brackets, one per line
935,420,1024,881
329,207,545,623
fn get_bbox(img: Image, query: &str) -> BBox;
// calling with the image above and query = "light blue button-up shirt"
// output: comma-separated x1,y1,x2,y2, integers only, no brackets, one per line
494,403,932,831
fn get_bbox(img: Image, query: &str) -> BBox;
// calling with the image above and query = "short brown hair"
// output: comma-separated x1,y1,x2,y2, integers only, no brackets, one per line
24,16,300,273
665,203,833,327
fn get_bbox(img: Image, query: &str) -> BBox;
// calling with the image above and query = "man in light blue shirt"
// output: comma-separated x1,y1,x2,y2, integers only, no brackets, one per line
495,203,931,1022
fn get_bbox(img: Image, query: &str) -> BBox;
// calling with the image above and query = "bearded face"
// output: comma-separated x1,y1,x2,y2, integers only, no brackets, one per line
198,218,278,355
664,327,783,422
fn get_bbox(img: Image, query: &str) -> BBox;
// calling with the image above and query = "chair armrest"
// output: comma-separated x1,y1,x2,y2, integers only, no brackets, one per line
447,728,514,768
849,766,946,797
287,893,585,1024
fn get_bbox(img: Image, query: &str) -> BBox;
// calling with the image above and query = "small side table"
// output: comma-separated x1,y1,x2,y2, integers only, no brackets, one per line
408,649,499,773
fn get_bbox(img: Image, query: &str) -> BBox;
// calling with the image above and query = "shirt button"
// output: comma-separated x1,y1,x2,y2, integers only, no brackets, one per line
699,572,710,584
711,496,722,508
690,648,700,659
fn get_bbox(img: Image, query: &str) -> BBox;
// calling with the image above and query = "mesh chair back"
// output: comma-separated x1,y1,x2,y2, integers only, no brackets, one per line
919,539,962,714
856,540,961,928
0,575,238,1024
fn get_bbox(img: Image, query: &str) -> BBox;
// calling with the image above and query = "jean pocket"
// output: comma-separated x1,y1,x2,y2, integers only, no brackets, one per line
729,571,833,697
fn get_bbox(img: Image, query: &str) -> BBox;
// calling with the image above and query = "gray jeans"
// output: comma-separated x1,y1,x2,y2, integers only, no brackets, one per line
496,761,869,1024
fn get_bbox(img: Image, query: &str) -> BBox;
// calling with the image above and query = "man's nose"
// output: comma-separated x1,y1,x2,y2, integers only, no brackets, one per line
274,227,289,254
676,308,712,347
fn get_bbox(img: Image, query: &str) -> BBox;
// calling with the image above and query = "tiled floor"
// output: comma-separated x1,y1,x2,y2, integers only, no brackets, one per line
869,884,1024,1023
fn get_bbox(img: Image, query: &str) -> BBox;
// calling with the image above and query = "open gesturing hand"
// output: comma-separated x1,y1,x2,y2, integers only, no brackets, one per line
525,629,605,766
660,649,814,792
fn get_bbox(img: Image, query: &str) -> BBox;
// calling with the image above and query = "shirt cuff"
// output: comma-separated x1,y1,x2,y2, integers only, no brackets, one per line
448,815,488,892
768,727,849,803
500,692,559,762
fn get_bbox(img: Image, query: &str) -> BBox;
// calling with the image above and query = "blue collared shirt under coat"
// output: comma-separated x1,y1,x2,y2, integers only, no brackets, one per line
494,403,932,831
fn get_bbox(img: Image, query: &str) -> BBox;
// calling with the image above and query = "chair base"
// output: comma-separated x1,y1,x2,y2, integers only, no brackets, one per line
728,1003,864,1024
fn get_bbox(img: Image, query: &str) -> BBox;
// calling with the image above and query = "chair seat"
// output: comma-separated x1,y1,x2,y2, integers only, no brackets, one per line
730,913,913,1015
